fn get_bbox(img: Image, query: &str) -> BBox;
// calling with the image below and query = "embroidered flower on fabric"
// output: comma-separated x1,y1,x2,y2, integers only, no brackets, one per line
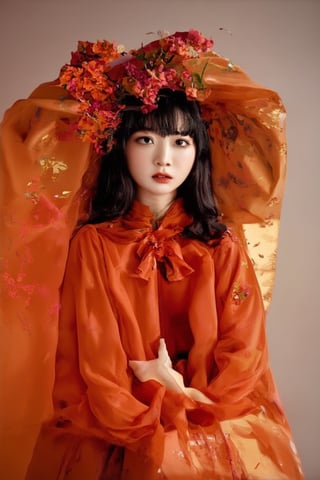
232,282,250,305
1,271,37,307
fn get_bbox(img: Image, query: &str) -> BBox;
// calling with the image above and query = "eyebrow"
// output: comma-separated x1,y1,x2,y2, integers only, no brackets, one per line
173,130,191,136
135,129,191,136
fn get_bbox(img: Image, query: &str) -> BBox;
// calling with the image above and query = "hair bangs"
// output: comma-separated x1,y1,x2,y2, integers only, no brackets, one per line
120,90,201,141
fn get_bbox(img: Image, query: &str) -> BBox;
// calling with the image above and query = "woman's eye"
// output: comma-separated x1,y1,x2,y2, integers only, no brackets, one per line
136,136,153,144
175,138,190,147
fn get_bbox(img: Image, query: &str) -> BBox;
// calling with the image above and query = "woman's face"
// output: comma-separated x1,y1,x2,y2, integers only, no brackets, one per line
125,130,196,207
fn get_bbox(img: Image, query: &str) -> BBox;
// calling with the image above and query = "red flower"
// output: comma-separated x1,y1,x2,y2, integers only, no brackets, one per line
59,30,215,153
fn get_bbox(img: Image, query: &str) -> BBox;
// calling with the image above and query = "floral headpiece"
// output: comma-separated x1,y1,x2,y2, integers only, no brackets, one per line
59,30,214,153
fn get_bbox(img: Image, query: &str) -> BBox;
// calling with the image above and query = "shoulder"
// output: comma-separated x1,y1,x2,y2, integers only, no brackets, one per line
69,223,108,257
70,220,123,252
211,226,242,252
71,223,99,244
211,225,252,271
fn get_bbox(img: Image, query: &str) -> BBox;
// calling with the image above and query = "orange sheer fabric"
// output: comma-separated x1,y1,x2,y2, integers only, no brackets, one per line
194,55,287,309
25,201,303,479
0,83,94,479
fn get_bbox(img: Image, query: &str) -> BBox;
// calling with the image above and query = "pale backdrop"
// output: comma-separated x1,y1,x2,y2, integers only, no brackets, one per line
1,0,319,478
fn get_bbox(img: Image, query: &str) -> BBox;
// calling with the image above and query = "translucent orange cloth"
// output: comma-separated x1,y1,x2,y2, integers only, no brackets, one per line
193,53,287,309
0,83,94,480
25,200,303,478
0,50,292,479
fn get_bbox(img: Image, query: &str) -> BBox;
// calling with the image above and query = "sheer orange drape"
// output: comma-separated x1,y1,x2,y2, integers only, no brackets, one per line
0,83,95,479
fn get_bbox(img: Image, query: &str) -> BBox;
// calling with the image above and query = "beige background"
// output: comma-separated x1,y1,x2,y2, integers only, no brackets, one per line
1,0,319,478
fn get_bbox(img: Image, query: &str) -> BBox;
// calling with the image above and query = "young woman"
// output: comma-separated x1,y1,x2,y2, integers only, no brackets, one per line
1,31,303,479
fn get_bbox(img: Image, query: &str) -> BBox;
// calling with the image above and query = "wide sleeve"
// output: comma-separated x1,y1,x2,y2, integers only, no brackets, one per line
206,230,269,419
53,225,165,456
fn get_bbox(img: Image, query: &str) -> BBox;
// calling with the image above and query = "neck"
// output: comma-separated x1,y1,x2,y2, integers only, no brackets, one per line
136,193,177,220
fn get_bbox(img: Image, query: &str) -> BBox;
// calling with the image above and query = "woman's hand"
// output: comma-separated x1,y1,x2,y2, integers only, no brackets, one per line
129,339,213,404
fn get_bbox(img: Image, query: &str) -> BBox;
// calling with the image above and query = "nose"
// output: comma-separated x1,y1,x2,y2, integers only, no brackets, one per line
153,140,172,167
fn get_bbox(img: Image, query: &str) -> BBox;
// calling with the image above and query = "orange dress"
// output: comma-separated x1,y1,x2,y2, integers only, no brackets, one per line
25,199,303,479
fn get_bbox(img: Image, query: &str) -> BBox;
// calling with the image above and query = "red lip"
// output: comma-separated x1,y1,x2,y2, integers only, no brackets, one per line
152,173,172,184
152,173,172,179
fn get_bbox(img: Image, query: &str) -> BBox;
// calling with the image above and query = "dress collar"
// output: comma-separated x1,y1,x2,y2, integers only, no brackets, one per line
97,198,195,282
122,197,192,232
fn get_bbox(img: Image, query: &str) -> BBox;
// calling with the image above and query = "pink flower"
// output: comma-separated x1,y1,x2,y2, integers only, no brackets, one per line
59,30,215,152
186,87,198,99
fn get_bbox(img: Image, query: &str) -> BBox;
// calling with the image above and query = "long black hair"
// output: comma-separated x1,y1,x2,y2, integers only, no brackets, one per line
88,89,226,242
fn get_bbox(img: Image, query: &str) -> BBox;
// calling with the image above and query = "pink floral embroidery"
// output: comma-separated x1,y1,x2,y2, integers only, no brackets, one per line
232,282,250,305
2,272,37,307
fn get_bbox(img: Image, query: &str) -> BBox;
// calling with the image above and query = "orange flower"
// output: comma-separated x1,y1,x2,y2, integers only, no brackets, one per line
59,30,215,153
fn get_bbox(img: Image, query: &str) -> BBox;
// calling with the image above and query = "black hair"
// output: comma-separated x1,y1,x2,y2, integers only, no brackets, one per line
88,89,226,242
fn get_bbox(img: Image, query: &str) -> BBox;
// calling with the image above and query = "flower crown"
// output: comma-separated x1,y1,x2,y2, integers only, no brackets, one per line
59,30,214,153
